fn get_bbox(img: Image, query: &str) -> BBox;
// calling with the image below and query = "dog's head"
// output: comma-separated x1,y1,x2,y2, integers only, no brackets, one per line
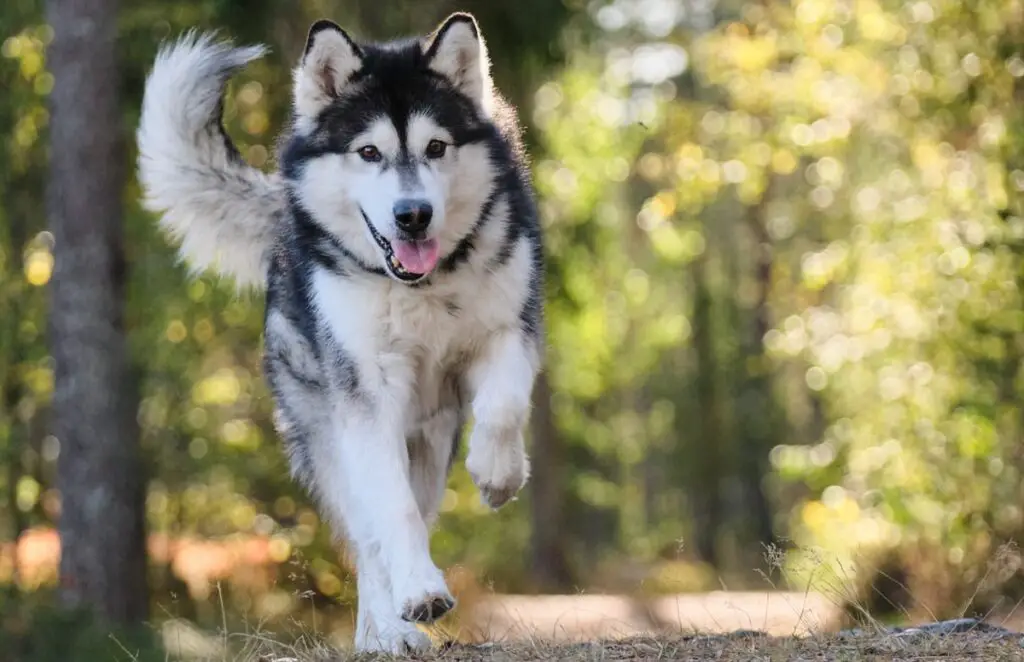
283,14,497,284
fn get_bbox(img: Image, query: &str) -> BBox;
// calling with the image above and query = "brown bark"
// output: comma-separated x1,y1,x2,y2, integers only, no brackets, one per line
47,0,148,623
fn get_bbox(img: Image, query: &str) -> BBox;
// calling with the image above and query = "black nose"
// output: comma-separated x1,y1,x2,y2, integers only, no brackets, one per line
393,199,433,236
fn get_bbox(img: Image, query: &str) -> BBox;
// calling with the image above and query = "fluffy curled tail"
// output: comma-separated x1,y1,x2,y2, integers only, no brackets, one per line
137,32,284,289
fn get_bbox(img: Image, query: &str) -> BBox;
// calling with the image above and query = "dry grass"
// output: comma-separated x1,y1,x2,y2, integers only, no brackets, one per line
159,542,1024,661
431,631,1024,661
223,628,1024,661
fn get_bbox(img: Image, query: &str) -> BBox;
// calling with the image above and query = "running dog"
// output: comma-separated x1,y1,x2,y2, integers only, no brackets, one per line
137,13,543,653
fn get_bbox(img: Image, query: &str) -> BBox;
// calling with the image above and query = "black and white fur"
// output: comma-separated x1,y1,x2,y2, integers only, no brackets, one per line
137,14,543,654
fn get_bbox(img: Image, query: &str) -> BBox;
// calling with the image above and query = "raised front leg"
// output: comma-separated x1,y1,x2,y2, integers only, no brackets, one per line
465,329,541,509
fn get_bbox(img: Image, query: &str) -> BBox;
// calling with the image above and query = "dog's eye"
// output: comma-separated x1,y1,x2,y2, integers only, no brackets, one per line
425,140,447,159
356,145,381,162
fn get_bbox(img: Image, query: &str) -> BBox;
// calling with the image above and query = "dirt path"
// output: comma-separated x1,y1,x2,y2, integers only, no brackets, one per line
456,591,841,642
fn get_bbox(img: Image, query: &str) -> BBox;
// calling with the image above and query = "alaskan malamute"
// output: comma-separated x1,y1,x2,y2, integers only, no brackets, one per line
137,13,543,653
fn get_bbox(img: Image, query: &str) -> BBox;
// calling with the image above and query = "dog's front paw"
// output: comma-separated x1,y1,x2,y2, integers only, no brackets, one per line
402,592,455,623
466,428,529,509
355,618,432,654
392,563,455,624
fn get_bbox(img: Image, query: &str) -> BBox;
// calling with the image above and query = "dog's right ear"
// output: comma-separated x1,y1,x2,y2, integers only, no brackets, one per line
293,20,362,125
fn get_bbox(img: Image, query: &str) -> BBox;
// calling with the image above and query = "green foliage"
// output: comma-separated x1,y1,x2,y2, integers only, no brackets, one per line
537,0,1024,613
698,0,1024,611
3,0,1024,649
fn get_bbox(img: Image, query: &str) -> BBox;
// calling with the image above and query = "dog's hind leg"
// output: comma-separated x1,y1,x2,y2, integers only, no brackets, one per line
408,408,462,525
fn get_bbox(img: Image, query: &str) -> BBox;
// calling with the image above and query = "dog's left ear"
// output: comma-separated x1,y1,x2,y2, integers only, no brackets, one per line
424,13,492,114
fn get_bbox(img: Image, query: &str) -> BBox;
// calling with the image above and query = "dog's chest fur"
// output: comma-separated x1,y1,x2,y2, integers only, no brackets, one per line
310,253,524,430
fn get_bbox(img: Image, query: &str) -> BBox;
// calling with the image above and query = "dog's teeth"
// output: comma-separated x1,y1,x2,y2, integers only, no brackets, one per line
388,255,409,274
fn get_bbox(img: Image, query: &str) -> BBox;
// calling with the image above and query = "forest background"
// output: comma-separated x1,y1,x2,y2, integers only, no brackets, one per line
2,0,1024,658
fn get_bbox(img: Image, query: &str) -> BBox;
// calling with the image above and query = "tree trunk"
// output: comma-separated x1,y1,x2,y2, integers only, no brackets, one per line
47,0,148,623
528,372,573,591
689,254,723,567
736,196,778,551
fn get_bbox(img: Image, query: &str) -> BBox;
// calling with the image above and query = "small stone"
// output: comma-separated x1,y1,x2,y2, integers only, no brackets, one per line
913,618,1014,637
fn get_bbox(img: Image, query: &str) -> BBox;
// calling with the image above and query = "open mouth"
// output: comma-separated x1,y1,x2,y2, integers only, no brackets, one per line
361,211,440,283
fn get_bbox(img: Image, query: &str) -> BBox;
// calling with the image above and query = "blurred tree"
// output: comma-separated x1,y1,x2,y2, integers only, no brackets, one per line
529,372,574,590
689,0,1024,614
690,252,724,565
46,0,147,623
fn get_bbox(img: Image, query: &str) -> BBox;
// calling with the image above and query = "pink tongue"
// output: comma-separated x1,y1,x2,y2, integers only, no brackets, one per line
393,238,440,275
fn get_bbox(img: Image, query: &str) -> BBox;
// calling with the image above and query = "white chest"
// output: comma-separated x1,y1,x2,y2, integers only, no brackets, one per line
311,269,490,410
